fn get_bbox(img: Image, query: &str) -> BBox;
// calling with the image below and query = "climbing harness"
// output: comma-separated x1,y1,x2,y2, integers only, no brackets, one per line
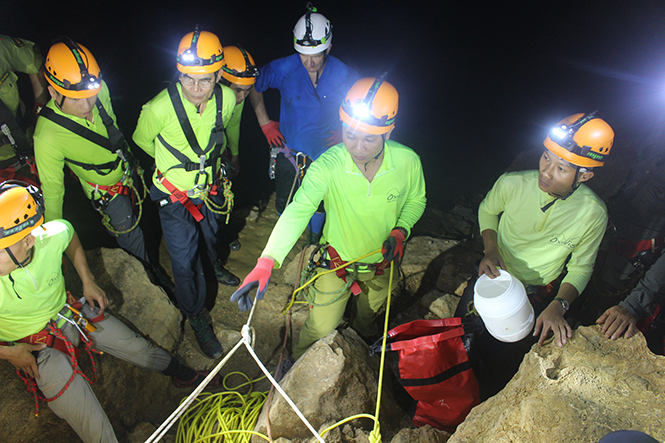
3,297,103,417
0,100,40,187
155,83,234,223
147,249,395,443
39,99,147,235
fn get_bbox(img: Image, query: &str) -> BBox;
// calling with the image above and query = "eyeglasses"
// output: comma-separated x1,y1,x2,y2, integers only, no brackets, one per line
180,75,215,89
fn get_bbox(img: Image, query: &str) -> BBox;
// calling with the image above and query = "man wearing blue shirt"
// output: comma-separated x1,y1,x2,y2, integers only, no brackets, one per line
249,3,359,243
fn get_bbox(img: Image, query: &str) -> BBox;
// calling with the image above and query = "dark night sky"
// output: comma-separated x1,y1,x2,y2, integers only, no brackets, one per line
6,0,665,210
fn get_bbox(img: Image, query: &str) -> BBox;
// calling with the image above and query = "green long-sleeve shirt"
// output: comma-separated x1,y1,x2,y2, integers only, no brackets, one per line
132,83,235,196
263,140,427,267
478,170,607,293
34,81,125,222
225,100,243,157
0,35,42,161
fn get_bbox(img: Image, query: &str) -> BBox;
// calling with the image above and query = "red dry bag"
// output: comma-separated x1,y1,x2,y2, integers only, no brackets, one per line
372,317,480,432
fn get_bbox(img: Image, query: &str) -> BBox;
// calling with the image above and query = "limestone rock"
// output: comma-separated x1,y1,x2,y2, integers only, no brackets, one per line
402,237,460,297
389,424,451,443
449,325,665,443
423,291,461,320
95,248,182,351
252,328,408,441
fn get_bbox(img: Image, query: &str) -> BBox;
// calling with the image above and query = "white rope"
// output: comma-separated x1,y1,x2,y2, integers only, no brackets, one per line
145,294,326,443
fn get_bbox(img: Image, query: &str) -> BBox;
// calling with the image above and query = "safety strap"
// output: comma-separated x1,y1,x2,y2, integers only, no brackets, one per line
0,326,80,361
157,171,208,222
38,99,132,176
0,98,32,157
326,244,390,296
157,83,226,181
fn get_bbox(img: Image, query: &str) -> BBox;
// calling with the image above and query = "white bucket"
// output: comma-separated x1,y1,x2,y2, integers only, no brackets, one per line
473,270,534,343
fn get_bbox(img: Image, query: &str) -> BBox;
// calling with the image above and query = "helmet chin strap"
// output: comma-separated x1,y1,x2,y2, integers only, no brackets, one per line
363,135,386,172
5,246,33,268
540,167,581,212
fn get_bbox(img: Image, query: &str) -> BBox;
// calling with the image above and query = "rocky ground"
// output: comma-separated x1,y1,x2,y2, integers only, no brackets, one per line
1,144,664,442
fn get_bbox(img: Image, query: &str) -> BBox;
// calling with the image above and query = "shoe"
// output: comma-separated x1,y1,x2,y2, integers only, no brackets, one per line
275,356,296,382
214,260,240,286
173,370,223,389
189,313,224,359
229,240,241,251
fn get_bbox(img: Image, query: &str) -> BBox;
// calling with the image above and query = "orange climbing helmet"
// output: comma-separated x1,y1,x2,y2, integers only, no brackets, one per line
0,181,44,249
221,46,259,85
543,112,614,168
339,74,398,135
177,26,224,74
44,39,102,99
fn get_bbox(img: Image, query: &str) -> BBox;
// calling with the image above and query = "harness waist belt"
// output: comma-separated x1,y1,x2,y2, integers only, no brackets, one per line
0,327,80,360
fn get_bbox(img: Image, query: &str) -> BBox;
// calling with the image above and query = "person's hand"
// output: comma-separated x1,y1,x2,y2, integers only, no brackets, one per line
230,257,274,311
478,248,506,278
2,343,46,379
83,281,108,314
533,301,572,346
260,121,285,147
597,305,639,340
382,228,406,262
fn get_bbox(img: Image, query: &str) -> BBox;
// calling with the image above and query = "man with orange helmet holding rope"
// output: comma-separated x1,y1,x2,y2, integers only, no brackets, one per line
231,75,426,370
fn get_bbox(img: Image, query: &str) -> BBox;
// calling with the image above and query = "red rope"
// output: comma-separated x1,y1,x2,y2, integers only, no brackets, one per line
17,321,101,417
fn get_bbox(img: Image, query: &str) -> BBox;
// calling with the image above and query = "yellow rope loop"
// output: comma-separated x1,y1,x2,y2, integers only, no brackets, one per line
176,372,269,443
281,249,382,314
100,180,145,236
202,180,234,224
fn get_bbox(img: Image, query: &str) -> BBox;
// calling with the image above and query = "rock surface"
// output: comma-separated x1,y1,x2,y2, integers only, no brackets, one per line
252,328,409,442
449,326,665,443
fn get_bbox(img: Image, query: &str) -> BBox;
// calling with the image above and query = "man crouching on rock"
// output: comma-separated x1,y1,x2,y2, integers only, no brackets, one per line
0,181,221,443
230,75,427,378
456,112,614,397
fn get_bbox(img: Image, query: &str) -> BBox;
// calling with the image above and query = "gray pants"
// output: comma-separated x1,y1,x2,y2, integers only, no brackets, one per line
35,313,171,443
99,194,148,263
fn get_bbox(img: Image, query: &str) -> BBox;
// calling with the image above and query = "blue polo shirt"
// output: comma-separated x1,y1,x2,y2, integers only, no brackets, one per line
254,53,359,159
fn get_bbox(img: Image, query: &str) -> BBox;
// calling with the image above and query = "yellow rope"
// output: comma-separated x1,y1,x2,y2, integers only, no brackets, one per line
100,167,147,236
176,372,268,443
203,178,234,224
281,249,382,314
178,255,396,443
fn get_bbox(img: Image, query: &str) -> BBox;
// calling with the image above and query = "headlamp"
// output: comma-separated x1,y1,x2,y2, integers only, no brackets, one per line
222,47,260,79
177,25,224,68
47,37,102,93
341,72,395,128
548,111,606,162
294,2,330,47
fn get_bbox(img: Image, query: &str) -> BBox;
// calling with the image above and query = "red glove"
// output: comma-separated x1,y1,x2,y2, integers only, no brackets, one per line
260,120,286,147
382,228,406,262
230,257,274,311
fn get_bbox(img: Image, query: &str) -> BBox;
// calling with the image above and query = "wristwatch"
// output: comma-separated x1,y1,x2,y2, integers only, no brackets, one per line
553,297,570,311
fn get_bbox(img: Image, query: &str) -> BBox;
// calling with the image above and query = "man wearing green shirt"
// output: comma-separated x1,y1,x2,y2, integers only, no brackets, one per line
231,76,427,366
0,182,221,443
0,35,49,184
458,112,613,398
133,28,239,359
33,39,149,263
219,45,260,177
